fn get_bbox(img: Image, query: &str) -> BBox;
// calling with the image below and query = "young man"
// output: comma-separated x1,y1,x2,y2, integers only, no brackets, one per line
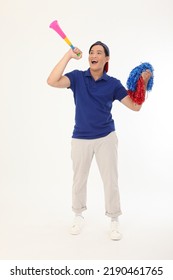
47,41,151,240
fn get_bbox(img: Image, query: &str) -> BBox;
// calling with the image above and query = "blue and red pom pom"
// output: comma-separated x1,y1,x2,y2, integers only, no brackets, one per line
126,62,154,105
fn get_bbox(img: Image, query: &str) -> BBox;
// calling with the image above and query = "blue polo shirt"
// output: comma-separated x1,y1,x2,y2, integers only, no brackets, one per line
65,69,127,139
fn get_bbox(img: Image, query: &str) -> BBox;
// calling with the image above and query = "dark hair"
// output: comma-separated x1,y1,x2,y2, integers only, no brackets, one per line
89,41,110,56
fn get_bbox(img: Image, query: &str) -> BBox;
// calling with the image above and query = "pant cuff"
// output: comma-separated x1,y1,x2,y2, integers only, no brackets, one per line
105,211,122,218
72,206,87,214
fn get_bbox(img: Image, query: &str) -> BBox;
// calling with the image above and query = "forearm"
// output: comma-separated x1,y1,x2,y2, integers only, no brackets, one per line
47,51,72,86
121,76,148,111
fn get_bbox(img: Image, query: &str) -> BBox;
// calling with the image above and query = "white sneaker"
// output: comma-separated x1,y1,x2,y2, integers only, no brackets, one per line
70,216,84,235
110,221,122,240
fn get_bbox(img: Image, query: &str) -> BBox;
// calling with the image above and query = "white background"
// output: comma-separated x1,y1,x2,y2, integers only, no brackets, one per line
0,0,173,260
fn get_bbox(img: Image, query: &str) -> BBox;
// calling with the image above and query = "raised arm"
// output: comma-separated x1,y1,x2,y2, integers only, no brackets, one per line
47,47,82,88
121,70,152,111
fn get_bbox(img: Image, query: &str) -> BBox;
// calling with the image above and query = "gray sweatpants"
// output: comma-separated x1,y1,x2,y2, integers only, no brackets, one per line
71,132,122,218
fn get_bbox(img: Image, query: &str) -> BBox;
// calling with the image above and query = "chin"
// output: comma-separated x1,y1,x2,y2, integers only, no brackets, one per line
90,66,99,72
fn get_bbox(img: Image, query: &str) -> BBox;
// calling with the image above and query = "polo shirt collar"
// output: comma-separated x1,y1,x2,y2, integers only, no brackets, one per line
85,68,109,81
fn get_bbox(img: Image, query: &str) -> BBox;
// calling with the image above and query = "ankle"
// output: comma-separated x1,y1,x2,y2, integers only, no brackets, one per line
111,217,119,222
75,213,84,219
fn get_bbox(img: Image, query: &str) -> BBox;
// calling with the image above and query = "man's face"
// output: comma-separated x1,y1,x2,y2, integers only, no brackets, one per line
89,45,109,72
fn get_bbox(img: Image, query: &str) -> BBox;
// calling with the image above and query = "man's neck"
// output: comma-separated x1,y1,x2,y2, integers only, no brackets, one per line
90,69,104,81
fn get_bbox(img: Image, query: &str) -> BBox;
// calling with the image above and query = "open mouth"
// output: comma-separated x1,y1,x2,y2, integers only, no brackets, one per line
91,60,98,64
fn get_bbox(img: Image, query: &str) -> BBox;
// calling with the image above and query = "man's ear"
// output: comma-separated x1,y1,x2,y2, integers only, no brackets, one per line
106,56,110,62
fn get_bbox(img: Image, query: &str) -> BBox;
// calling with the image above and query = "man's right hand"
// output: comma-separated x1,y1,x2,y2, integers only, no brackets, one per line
69,47,82,60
